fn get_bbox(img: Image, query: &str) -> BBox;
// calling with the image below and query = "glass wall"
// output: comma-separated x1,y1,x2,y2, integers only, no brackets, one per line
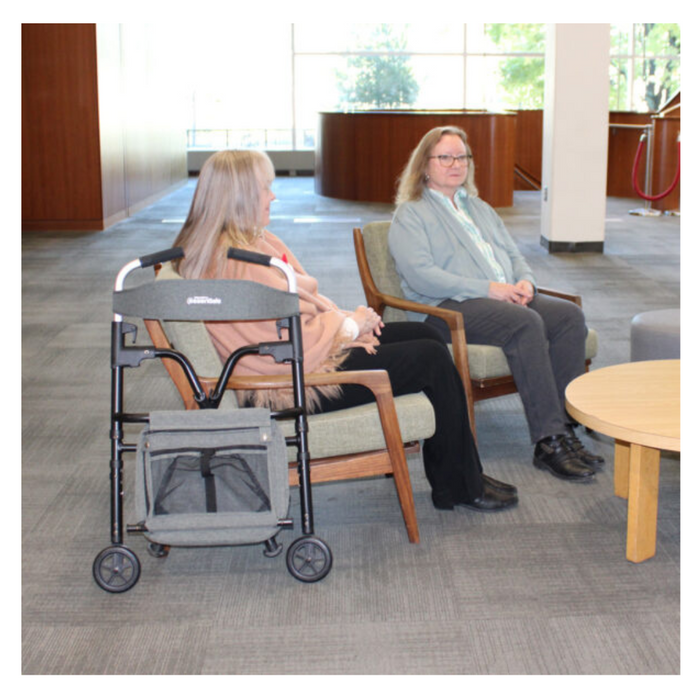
187,23,680,151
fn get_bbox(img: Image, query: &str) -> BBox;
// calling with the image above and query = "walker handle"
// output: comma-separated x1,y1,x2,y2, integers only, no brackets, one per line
139,247,184,269
227,247,272,267
227,247,297,293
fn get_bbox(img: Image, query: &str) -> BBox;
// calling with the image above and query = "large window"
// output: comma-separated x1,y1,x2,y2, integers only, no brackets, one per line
609,23,680,111
187,23,680,152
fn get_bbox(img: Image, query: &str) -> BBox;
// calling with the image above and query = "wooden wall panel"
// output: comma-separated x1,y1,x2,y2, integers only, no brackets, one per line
507,109,680,211
650,116,680,212
22,23,187,231
514,110,543,190
22,24,104,228
315,111,516,207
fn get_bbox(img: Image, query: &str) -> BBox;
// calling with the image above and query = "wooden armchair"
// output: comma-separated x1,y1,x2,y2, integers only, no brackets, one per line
353,222,599,437
143,263,438,544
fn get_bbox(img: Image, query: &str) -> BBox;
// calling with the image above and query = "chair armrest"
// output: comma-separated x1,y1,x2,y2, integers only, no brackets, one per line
215,370,413,456
375,283,582,319
365,292,475,428
200,370,402,421
538,287,582,307
373,290,465,329
219,368,392,394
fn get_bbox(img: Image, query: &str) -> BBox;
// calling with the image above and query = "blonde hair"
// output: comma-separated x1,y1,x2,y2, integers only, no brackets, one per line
174,150,275,279
395,126,478,204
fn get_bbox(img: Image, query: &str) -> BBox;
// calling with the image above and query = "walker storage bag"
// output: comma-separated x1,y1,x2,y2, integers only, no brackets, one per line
135,409,290,546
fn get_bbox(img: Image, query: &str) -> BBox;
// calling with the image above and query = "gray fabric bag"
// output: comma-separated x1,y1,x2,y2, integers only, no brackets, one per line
135,408,289,546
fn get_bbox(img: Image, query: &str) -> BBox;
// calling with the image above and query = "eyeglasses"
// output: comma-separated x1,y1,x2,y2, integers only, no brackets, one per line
429,154,472,167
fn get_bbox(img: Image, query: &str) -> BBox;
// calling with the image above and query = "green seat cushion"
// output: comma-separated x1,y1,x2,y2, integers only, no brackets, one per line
280,392,435,462
460,328,599,381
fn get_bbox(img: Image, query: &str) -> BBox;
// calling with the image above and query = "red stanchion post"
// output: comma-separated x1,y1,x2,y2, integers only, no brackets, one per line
630,130,680,216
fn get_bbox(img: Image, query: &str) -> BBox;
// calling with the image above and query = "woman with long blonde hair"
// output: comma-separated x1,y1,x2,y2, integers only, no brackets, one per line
171,149,518,513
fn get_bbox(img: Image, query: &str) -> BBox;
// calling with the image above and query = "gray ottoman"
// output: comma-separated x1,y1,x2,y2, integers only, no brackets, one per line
630,308,680,362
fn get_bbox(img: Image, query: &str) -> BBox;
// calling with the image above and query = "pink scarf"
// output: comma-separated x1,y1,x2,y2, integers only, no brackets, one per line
205,231,378,410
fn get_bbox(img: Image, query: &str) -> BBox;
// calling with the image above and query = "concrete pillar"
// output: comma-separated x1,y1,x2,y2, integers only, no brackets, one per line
541,24,610,253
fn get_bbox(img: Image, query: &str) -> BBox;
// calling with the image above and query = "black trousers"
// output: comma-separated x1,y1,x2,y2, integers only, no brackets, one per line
313,322,484,506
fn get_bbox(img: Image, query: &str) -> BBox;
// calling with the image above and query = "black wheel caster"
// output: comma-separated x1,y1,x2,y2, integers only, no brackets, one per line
286,536,332,583
146,542,170,558
93,545,141,593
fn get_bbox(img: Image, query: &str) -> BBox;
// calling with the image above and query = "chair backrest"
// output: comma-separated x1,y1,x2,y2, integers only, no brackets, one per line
359,222,408,324
153,262,238,409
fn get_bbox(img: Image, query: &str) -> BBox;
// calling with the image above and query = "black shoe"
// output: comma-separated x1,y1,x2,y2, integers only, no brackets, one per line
563,427,605,470
533,435,595,482
482,473,518,495
433,481,519,512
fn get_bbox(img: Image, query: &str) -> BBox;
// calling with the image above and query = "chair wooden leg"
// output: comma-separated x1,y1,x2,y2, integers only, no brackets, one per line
466,391,477,446
387,445,420,544
373,388,420,544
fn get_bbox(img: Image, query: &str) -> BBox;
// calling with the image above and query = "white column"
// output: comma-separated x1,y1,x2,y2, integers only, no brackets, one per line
541,24,610,253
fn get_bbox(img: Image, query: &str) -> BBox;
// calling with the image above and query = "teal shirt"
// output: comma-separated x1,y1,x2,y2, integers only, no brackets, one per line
389,188,537,321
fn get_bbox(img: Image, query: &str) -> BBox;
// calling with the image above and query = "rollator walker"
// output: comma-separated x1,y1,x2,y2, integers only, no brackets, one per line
93,246,332,593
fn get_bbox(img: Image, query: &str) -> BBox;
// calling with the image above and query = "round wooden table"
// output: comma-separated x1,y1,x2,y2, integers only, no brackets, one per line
565,360,680,563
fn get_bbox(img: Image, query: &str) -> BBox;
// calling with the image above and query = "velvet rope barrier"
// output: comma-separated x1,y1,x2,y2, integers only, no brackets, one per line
632,133,681,202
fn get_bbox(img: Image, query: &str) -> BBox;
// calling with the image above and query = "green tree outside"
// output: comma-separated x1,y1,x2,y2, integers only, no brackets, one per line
336,25,419,110
610,23,680,111
488,23,680,113
485,23,545,109
637,23,680,111
333,24,679,114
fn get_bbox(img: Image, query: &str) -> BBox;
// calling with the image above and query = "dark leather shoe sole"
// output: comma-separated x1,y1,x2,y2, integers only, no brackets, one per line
460,493,519,512
435,482,519,511
482,474,518,495
533,456,595,482
433,493,519,512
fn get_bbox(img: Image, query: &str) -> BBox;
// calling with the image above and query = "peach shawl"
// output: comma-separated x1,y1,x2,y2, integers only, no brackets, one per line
206,231,377,410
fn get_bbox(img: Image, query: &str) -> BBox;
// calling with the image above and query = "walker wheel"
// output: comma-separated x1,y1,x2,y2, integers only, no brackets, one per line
146,542,170,558
93,546,141,593
286,536,333,583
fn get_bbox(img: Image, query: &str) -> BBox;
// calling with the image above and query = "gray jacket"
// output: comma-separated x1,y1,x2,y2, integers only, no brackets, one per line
388,189,537,320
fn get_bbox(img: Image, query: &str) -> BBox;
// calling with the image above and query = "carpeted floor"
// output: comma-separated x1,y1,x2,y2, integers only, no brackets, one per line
21,178,681,676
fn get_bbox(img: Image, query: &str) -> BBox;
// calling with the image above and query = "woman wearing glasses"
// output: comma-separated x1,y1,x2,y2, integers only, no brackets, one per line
389,126,603,481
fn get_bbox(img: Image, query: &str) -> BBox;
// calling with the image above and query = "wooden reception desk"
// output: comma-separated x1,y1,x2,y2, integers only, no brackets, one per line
315,110,517,207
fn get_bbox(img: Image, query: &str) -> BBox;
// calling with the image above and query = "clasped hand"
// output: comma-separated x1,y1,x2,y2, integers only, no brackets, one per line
350,305,384,336
488,280,534,306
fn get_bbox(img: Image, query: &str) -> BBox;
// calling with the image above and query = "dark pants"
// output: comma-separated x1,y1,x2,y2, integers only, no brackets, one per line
313,322,484,506
425,294,587,443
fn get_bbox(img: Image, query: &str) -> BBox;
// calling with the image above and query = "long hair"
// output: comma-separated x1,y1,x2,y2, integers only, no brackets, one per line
173,150,275,279
395,125,478,204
